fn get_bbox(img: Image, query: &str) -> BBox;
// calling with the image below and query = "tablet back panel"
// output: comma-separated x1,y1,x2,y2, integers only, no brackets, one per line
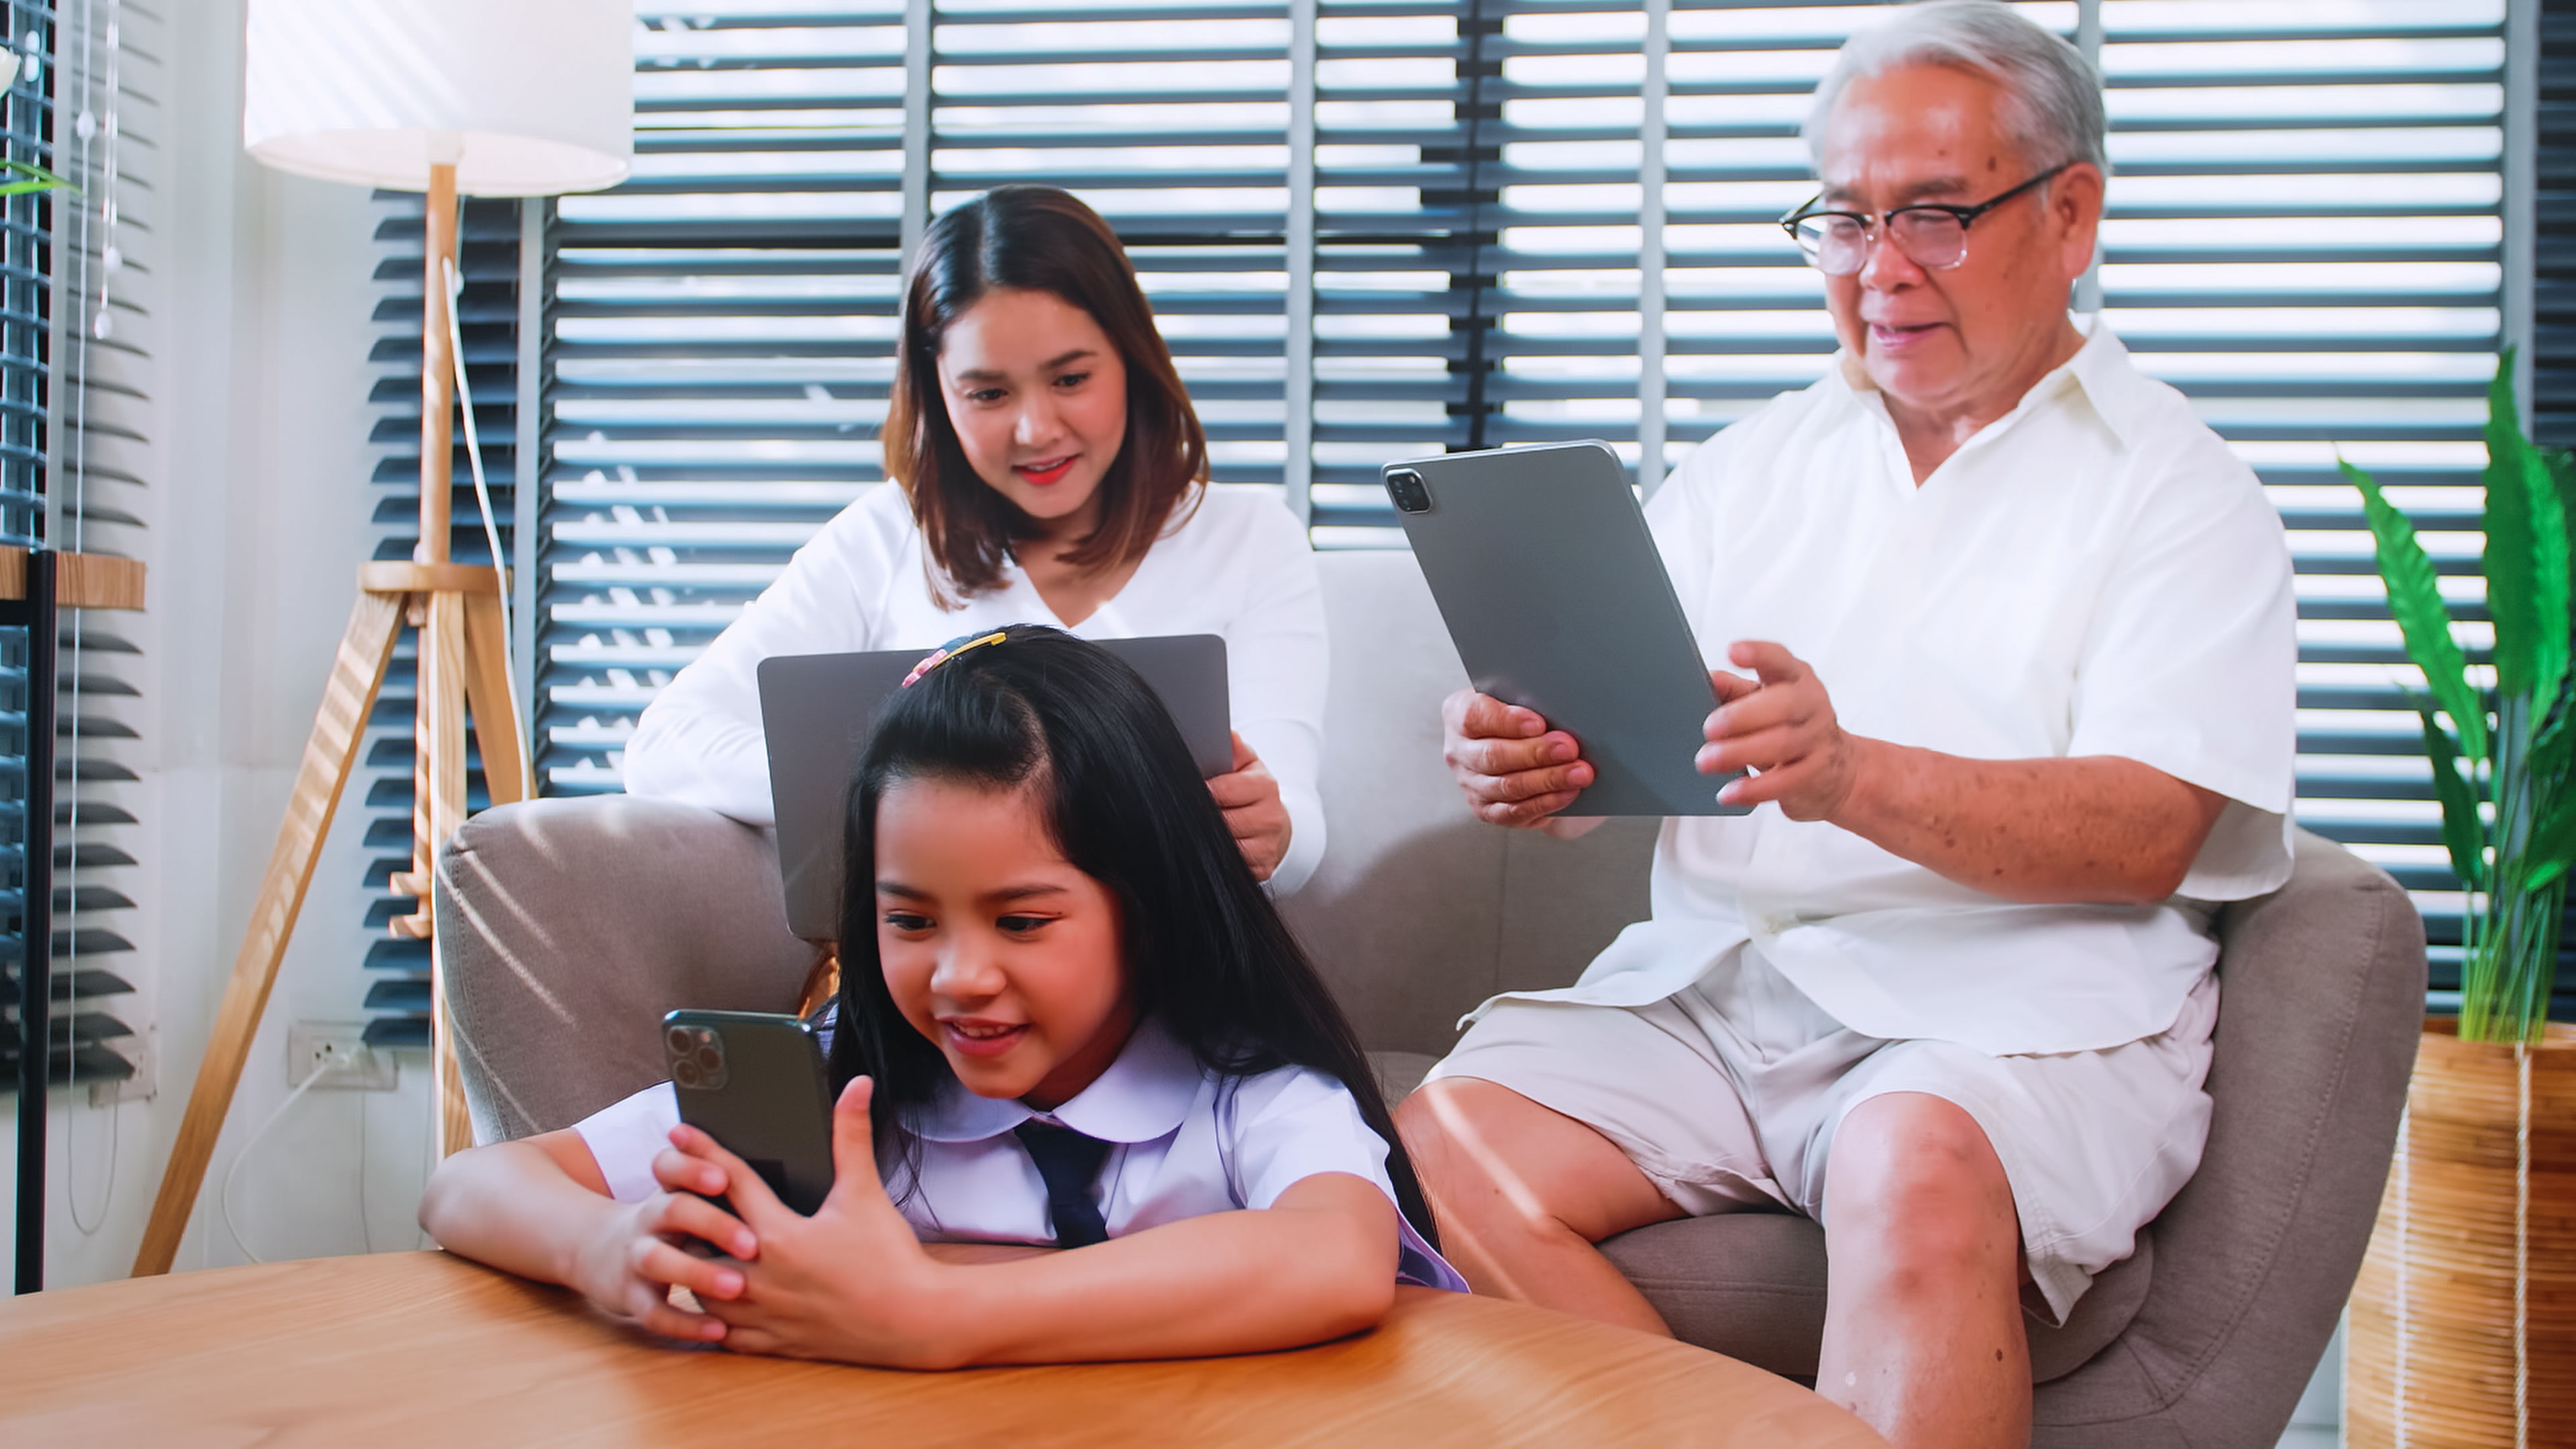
1385,441,1743,816
757,634,1232,939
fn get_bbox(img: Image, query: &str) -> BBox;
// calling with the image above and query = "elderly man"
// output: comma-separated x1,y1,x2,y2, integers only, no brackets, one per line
1393,4,2293,1446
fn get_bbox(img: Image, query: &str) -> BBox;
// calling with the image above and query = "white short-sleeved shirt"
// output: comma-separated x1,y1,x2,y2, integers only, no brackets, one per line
1480,324,2296,1057
573,1017,1465,1291
620,484,1331,895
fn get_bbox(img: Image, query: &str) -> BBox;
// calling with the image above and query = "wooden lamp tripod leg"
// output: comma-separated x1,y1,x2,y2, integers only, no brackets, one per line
461,591,529,808
437,588,530,1155
131,590,406,1277
394,586,527,1157
382,164,533,1159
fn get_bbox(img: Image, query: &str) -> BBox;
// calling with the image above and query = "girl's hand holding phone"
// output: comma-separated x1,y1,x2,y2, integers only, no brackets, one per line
661,1075,971,1368
1212,731,1291,882
566,1172,757,1343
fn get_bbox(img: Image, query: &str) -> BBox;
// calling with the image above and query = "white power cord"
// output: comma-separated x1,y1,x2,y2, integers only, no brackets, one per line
440,254,525,774
217,1061,328,1265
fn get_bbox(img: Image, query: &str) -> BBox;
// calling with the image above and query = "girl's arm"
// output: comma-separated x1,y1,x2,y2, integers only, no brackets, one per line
418,1128,755,1340
932,1172,1397,1364
673,1079,1399,1368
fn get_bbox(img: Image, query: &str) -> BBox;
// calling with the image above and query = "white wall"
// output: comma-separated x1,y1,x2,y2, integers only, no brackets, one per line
0,0,436,1288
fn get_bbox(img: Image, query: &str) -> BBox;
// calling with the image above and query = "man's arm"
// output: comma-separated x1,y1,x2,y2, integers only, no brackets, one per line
1441,643,2225,904
1699,641,2223,905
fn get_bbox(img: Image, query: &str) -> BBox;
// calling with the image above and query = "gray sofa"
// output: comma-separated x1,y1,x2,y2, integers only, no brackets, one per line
439,549,2423,1448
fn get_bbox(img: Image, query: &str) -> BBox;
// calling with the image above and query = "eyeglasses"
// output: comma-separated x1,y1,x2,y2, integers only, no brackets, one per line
1778,163,2071,277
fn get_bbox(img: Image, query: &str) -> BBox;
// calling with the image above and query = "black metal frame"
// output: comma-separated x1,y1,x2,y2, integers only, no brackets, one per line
11,548,55,1293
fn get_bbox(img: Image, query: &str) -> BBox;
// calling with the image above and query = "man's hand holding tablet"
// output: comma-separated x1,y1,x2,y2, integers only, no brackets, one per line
1446,639,1862,835
1391,443,1750,820
1440,689,1595,830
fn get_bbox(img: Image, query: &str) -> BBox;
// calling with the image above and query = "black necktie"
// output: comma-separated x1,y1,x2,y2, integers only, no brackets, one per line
1014,1120,1113,1248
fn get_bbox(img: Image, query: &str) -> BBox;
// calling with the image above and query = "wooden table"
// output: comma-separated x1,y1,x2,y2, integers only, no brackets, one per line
0,1252,1884,1446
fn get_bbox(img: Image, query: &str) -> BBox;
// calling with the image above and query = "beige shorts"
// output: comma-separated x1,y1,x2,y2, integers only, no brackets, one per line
1424,944,2217,1323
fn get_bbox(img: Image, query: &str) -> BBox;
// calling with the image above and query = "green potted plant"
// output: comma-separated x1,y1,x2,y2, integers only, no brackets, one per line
2343,352,2573,1445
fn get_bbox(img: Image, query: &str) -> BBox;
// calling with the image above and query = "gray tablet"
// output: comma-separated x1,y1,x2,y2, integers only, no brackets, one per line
758,634,1232,939
1382,441,1745,816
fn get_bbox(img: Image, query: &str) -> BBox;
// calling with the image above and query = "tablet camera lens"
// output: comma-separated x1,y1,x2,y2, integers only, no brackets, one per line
672,1059,701,1089
1385,468,1431,514
696,1043,724,1075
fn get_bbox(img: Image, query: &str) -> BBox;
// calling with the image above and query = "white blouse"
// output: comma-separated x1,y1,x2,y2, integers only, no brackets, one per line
621,483,1330,895
573,1017,1464,1291
1479,324,2297,1057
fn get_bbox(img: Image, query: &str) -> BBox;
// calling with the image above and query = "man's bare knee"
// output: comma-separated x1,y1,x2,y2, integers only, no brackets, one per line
1826,1094,2019,1275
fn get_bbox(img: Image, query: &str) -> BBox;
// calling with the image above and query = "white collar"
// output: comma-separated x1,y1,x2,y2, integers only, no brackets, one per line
1831,316,2146,454
910,1016,1207,1145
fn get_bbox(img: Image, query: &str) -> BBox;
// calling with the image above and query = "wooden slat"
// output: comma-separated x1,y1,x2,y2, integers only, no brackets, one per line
131,590,405,1277
358,561,504,596
0,547,146,610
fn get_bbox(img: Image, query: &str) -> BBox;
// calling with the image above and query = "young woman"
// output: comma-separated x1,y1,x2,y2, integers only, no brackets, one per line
621,186,1326,891
421,627,1458,1367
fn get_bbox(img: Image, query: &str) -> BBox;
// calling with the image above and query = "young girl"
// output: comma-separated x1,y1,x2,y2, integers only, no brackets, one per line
421,627,1458,1367
622,185,1326,892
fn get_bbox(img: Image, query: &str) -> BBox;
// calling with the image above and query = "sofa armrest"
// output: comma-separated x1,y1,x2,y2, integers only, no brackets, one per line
435,795,818,1143
2033,828,2424,1446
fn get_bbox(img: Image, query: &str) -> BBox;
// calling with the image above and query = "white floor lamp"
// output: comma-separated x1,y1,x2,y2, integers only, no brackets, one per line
133,0,631,1276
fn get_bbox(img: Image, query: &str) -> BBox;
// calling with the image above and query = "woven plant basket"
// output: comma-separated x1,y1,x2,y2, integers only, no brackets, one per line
2347,1020,2576,1448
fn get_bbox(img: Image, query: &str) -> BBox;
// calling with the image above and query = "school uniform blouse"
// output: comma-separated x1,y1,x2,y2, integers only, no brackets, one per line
572,1016,1466,1291
621,483,1330,896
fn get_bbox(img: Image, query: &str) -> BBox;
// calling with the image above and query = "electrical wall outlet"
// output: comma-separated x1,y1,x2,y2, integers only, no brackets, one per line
287,1022,397,1091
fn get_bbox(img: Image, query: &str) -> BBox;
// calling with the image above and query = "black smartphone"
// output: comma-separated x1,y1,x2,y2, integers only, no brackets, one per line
661,1009,836,1216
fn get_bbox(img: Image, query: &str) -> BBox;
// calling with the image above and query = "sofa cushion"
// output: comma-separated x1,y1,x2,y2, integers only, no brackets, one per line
439,795,817,1142
1285,550,1654,1059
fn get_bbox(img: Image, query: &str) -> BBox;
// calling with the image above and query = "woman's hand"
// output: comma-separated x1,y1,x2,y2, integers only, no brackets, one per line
561,1172,758,1344
1210,732,1291,881
674,1077,975,1368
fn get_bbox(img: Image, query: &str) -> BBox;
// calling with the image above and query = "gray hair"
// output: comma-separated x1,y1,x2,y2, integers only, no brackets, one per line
1803,0,2107,177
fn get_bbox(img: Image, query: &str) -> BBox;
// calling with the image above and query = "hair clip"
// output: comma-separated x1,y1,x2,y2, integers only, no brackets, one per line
902,630,1008,688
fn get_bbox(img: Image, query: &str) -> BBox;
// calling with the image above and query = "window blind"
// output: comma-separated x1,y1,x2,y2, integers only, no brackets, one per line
4,0,146,1095
538,4,910,797
528,1,2528,1012
2072,0,2510,1011
0,0,58,1093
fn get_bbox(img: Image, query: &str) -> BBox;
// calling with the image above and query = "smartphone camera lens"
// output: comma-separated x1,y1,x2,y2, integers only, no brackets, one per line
666,1024,728,1091
1385,468,1432,514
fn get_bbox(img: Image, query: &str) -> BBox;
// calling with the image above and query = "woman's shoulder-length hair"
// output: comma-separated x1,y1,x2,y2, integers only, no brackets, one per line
883,186,1209,605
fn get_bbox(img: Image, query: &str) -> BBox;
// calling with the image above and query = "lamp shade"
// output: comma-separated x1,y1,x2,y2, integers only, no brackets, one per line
244,0,633,197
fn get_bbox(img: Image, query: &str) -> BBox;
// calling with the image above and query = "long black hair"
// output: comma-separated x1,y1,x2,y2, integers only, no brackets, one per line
828,625,1438,1248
